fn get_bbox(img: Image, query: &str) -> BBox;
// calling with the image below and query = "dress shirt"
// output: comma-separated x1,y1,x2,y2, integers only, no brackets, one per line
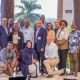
45,42,59,59
23,27,34,47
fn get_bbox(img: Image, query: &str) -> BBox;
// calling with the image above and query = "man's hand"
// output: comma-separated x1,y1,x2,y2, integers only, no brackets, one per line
41,48,44,52
32,59,36,64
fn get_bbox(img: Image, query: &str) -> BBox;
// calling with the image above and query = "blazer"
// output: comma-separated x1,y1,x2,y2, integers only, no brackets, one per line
9,31,24,49
0,25,10,48
56,27,69,50
34,27,47,52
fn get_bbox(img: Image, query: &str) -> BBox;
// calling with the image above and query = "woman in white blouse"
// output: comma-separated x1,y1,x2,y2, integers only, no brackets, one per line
9,23,24,49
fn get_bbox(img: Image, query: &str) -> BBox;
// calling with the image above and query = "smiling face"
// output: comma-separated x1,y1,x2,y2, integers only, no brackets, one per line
40,15,45,23
60,20,67,29
25,21,30,28
14,23,19,31
20,19,25,27
27,41,32,48
7,42,14,51
54,20,59,27
8,18,13,26
37,20,43,28
47,37,53,44
71,24,76,31
60,22,66,28
2,18,7,26
47,23,52,31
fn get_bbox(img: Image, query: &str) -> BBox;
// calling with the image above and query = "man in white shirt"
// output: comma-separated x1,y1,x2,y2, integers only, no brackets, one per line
8,18,14,33
44,37,64,78
19,19,25,32
23,21,34,48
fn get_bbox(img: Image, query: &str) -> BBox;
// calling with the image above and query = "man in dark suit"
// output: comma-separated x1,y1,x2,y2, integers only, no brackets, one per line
34,20,47,74
8,18,14,33
0,18,10,49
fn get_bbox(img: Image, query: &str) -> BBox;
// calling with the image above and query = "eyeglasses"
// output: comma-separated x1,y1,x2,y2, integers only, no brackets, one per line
47,24,52,26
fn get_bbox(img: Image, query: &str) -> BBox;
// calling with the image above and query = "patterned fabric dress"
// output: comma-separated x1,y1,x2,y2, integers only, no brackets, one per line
68,30,80,53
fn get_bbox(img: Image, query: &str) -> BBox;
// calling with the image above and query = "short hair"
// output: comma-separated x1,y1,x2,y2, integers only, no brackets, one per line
14,23,19,27
14,22,18,25
59,20,68,27
8,41,13,45
25,21,30,25
46,22,53,30
40,15,45,18
2,17,7,21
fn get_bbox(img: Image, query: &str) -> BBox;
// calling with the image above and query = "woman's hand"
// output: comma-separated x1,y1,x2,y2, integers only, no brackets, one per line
32,59,36,64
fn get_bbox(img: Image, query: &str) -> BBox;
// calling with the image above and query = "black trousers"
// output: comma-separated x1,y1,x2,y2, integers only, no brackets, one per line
58,49,68,70
78,53,80,72
34,43,45,72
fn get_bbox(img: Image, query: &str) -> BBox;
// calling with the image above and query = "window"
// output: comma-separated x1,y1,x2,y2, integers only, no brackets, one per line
65,10,72,13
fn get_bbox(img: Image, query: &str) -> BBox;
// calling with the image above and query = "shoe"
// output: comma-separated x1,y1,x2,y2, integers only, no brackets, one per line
60,73,65,76
46,74,53,78
40,71,43,75
31,76,38,78
60,69,65,76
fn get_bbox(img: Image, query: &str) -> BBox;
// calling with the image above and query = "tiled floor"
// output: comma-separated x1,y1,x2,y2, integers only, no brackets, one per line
0,77,64,80
0,73,80,80
31,77,63,80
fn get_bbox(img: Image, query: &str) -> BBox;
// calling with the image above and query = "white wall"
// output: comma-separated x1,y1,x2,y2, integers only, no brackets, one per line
63,0,74,25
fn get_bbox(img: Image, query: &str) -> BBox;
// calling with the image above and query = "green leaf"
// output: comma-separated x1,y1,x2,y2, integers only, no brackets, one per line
14,0,41,23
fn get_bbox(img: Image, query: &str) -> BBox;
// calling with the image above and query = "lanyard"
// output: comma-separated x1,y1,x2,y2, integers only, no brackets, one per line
58,28,64,38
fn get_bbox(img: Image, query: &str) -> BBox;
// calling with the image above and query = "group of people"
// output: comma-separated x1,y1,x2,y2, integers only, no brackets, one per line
0,15,80,78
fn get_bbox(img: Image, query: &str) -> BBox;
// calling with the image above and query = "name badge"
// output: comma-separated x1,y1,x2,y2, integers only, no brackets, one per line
72,39,76,42
61,31,64,35
18,37,20,40
25,34,27,37
38,37,41,40
25,32,27,34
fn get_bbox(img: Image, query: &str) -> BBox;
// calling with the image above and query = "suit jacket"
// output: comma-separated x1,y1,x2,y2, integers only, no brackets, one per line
56,27,69,50
9,31,24,49
34,27,47,52
0,25,10,48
